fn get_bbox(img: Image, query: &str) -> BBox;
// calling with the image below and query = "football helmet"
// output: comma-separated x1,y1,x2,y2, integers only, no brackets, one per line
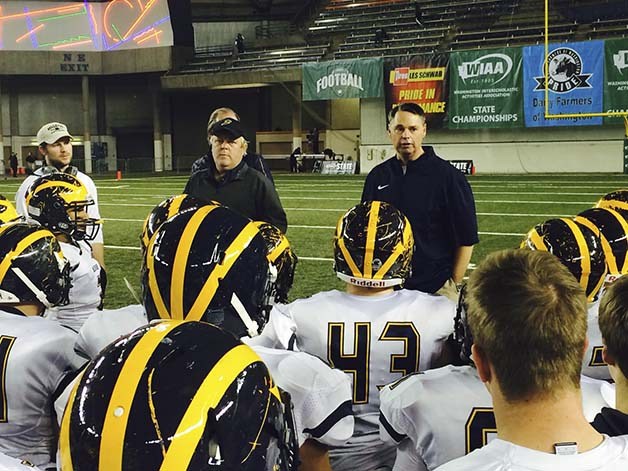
334,201,414,287
0,222,71,308
0,195,20,225
140,194,206,254
453,283,473,365
143,205,275,338
575,207,628,275
520,218,607,302
58,320,299,471
596,190,628,212
25,173,101,241
254,221,298,304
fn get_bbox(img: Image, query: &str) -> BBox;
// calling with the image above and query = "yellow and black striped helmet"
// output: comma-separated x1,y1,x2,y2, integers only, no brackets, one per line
59,320,299,470
25,173,101,241
575,207,628,275
0,195,20,225
143,205,274,338
0,222,70,308
596,190,628,213
254,221,297,304
139,194,207,254
334,201,414,288
521,218,607,302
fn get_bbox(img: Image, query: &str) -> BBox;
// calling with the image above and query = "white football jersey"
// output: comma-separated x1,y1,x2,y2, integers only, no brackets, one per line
0,310,83,468
582,301,610,380
0,452,41,471
257,289,455,470
76,307,354,448
379,366,613,471
434,435,628,471
45,241,103,331
14,167,103,244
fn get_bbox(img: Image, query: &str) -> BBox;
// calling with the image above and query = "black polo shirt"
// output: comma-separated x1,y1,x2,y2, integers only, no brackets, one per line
361,146,478,293
184,159,287,233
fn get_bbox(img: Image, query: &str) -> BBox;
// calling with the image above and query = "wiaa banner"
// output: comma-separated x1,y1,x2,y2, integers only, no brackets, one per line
523,40,604,127
385,53,448,129
448,47,523,129
302,58,384,101
604,38,628,124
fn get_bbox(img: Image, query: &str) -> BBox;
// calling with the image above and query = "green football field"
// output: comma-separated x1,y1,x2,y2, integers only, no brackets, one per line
2,172,627,308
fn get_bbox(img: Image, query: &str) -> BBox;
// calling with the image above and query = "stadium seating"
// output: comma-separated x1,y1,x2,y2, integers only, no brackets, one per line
175,0,628,73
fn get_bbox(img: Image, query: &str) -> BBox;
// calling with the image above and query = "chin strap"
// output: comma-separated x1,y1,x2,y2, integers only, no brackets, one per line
230,292,259,338
11,266,50,308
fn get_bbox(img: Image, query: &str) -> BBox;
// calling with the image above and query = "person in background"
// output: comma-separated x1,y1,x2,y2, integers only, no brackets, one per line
184,118,287,232
592,275,628,435
191,106,274,185
290,147,301,173
361,103,478,300
14,122,105,268
436,249,628,471
9,152,18,178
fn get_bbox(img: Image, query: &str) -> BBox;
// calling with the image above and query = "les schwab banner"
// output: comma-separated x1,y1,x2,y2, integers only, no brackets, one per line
386,54,448,128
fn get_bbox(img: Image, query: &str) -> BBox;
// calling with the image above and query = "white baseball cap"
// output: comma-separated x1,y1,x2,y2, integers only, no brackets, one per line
37,122,73,145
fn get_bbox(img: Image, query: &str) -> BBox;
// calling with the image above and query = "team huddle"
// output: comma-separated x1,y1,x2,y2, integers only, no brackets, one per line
1,120,628,471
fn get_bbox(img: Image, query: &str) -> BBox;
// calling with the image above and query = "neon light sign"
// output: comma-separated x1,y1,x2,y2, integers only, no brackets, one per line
0,0,173,51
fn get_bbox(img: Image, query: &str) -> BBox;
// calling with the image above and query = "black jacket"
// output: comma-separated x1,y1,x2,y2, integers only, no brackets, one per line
361,146,478,293
592,407,628,436
191,151,274,186
185,158,287,233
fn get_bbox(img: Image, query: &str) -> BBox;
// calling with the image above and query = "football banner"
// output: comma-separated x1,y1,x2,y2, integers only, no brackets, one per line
385,53,448,128
302,58,384,101
448,47,523,129
523,40,604,127
604,38,628,124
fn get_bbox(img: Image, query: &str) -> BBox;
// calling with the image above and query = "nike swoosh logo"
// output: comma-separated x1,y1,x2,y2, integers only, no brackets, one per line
377,184,389,190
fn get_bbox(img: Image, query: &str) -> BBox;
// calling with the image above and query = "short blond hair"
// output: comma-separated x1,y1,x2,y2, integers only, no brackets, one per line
599,275,628,379
467,249,588,402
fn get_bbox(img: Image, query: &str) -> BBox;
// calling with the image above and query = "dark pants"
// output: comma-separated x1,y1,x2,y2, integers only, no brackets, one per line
11,165,17,177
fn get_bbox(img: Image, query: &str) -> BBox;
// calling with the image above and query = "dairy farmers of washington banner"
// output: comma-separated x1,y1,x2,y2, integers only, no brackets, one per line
523,40,604,127
302,58,384,101
448,47,523,129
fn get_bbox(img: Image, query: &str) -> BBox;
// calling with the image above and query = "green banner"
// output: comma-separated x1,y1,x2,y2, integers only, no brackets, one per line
604,38,628,124
302,58,383,101
448,47,523,129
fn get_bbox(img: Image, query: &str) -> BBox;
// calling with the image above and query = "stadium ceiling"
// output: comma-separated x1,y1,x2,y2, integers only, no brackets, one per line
191,0,313,22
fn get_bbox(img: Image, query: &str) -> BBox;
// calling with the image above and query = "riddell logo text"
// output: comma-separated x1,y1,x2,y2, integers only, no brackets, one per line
351,278,386,287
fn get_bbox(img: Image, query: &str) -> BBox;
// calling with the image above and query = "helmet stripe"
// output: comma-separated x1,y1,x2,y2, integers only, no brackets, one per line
168,195,185,218
335,215,362,277
525,227,546,251
363,201,380,279
99,321,181,470
187,221,259,321
561,218,591,298
146,232,170,320
58,370,85,471
171,206,219,320
606,208,628,273
159,344,265,469
374,244,402,280
598,199,628,211
268,236,289,264
26,180,86,206
0,229,51,287
574,215,617,274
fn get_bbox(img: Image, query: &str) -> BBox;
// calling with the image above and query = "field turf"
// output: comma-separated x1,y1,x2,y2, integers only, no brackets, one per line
2,172,627,308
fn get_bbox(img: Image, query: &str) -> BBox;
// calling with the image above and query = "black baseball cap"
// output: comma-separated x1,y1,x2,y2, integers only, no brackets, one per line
209,118,246,140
